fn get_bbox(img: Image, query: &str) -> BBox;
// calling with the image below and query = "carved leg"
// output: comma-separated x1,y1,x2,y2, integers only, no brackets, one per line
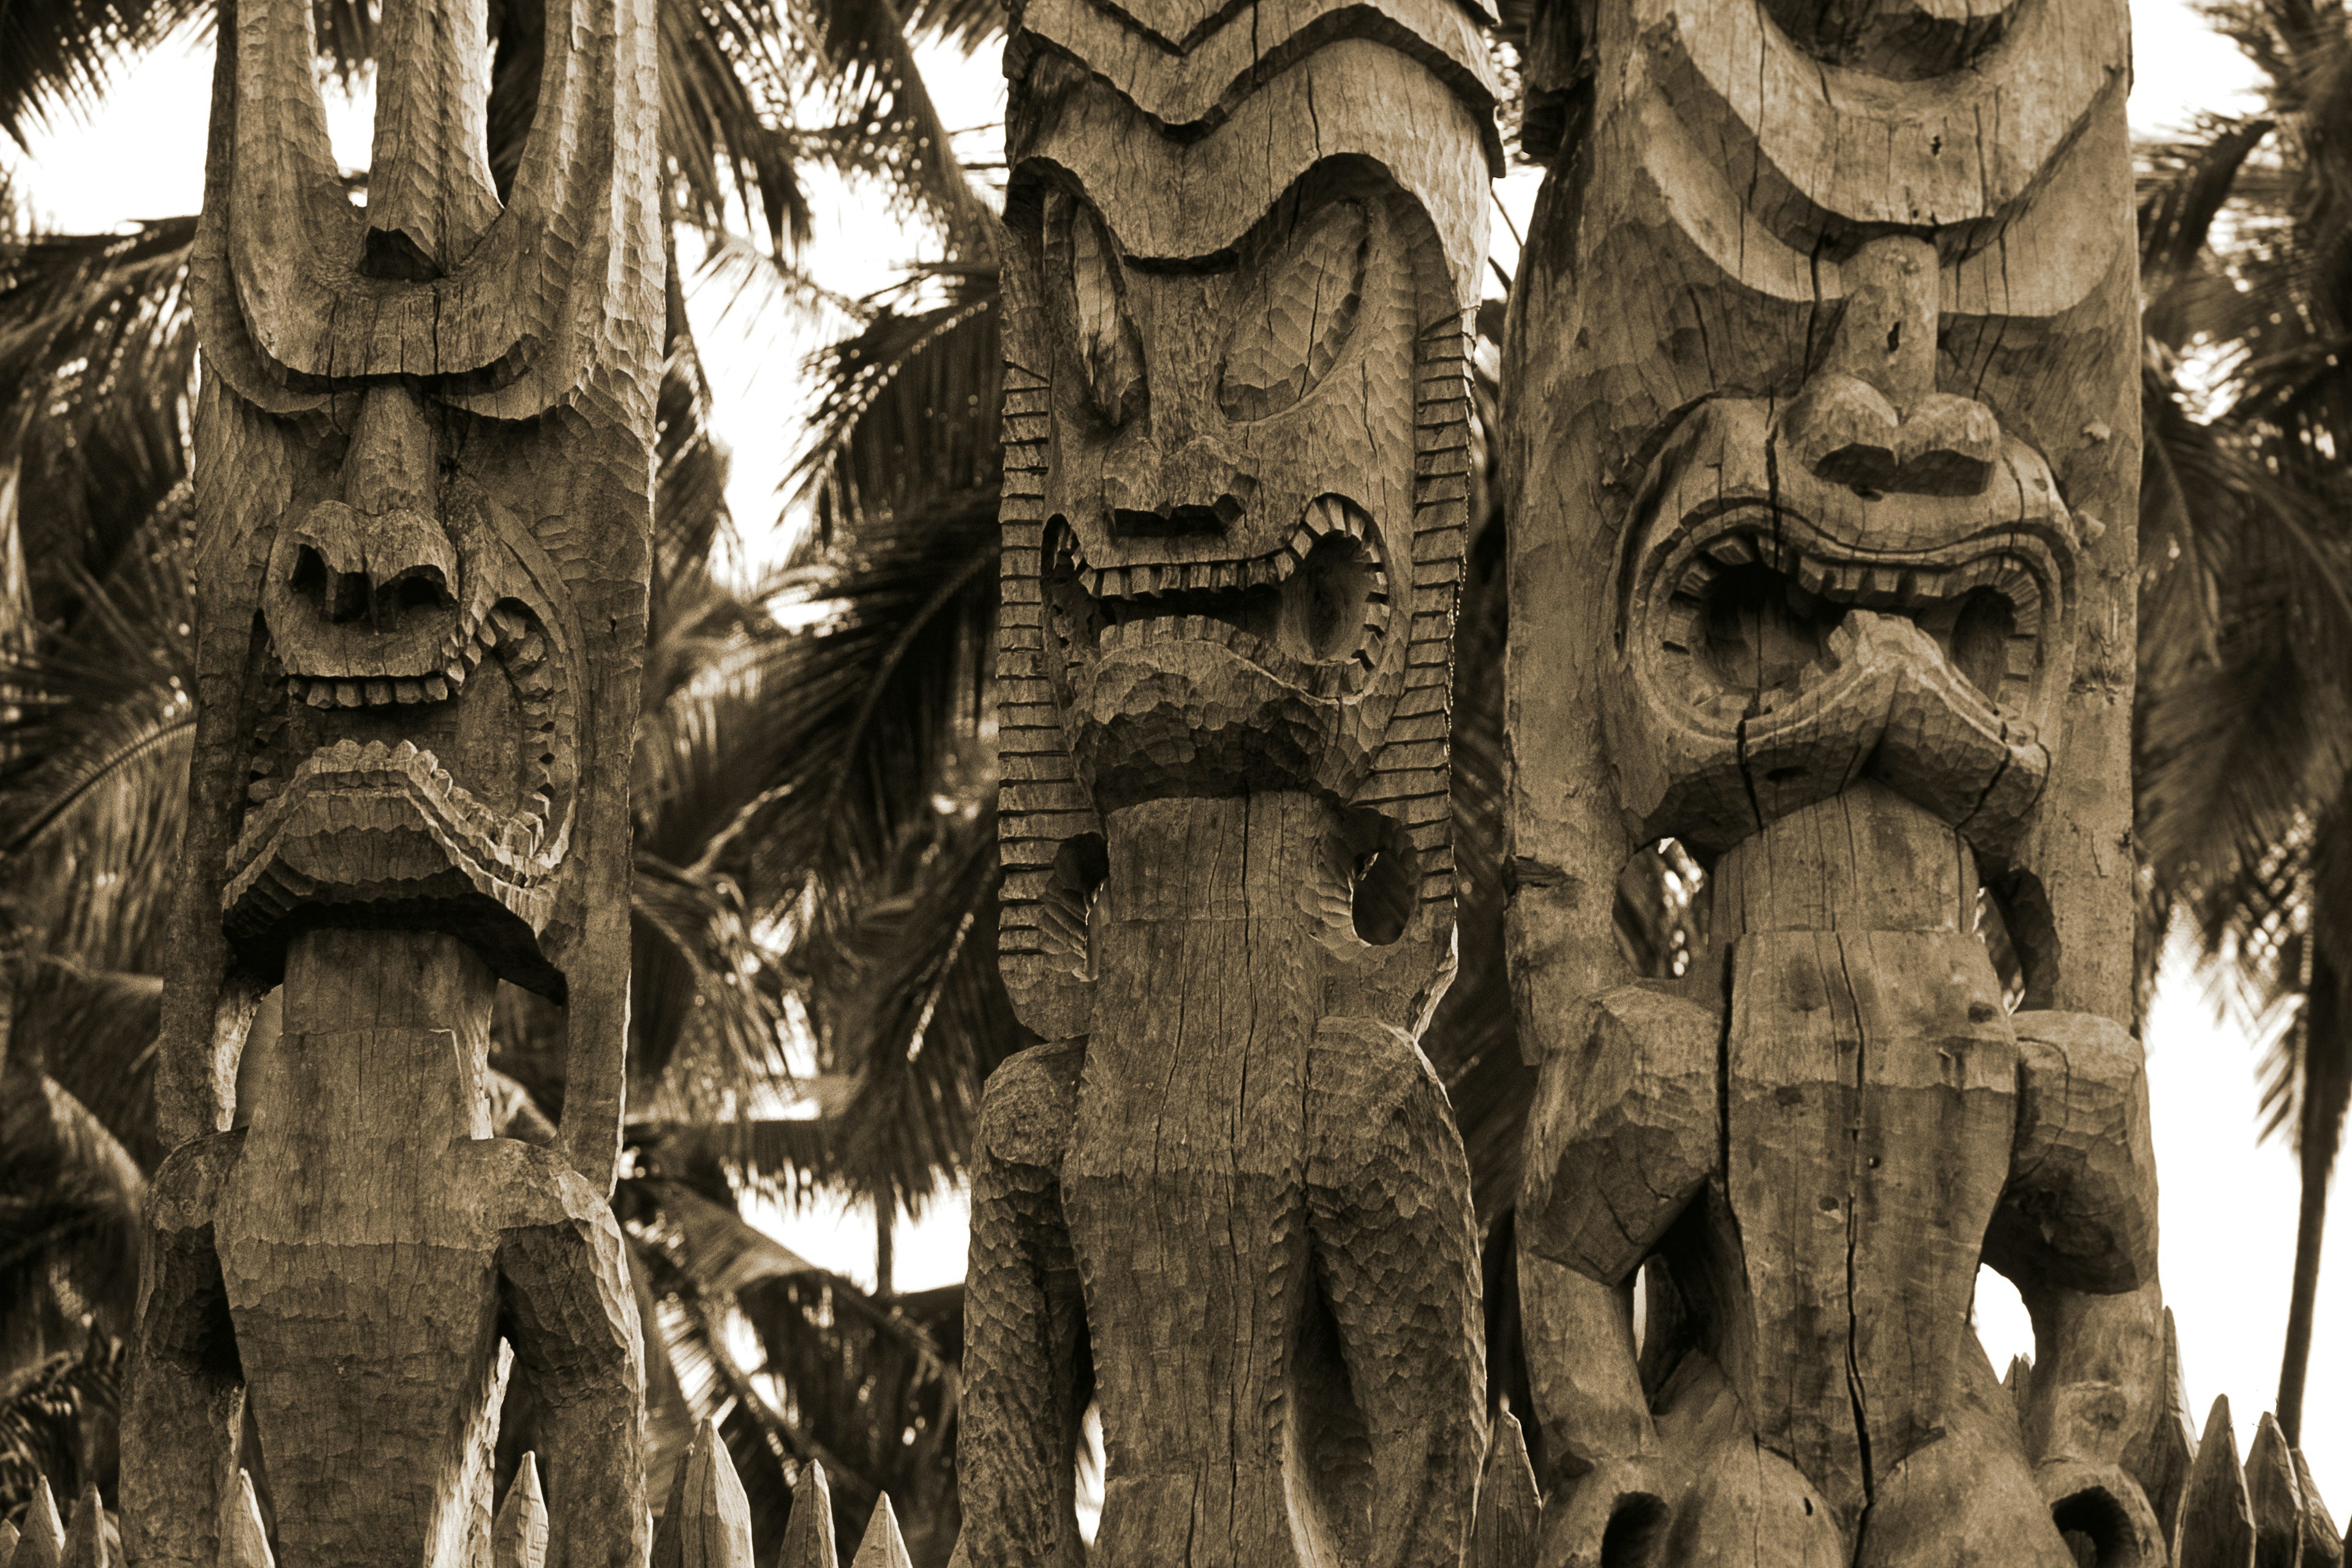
1856,1352,2075,1568
1649,1354,1847,1568
122,1135,247,1568
1305,1019,1485,1568
488,1143,649,1568
951,1044,1089,1568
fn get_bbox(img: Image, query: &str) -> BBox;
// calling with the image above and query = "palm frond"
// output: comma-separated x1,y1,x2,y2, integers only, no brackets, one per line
0,1066,143,1374
0,219,196,624
789,262,1000,543
0,0,203,150
786,0,989,249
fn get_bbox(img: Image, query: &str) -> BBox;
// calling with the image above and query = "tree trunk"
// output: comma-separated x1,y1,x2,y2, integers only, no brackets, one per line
1502,1,2166,1561
2278,946,2348,1445
121,0,663,1551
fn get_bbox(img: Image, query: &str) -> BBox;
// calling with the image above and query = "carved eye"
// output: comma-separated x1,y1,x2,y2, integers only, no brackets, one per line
1217,200,1369,423
1047,192,1147,428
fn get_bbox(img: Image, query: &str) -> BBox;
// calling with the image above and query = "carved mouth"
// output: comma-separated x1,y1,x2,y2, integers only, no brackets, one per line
231,589,575,989
1041,496,1390,698
1643,510,2051,725
252,600,567,841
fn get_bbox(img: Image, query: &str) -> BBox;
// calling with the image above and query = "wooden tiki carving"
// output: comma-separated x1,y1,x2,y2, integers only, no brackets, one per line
966,0,1503,1558
123,0,660,1561
1502,1,2163,1563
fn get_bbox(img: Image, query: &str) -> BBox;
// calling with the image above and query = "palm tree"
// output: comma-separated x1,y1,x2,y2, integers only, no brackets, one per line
2130,0,2352,1447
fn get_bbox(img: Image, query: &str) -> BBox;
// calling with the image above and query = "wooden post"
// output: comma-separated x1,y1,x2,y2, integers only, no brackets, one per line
967,0,1502,1556
122,0,662,1556
1503,0,2157,1561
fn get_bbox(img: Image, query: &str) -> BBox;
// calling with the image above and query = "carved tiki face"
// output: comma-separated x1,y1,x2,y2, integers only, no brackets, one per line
1032,171,1429,807
1509,0,2138,940
995,14,1501,1035
170,0,657,1138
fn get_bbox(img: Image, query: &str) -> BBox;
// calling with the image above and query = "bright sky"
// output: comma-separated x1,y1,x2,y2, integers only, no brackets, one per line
12,0,2343,1526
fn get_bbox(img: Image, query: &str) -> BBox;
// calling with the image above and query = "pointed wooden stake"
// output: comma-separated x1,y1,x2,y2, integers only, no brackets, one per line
2246,1414,2305,1568
2003,1355,2035,1423
1,1518,21,1568
778,1459,836,1568
12,1477,66,1568
493,1455,549,1568
217,1469,274,1568
2291,1449,2344,1568
652,1420,753,1568
58,1487,107,1568
2145,1308,2203,1550
1469,1404,1541,1568
2179,1396,2258,1568
848,1494,911,1568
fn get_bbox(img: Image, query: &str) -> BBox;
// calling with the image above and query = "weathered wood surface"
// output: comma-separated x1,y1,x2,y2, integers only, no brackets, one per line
779,1461,836,1568
1502,0,2158,1561
123,0,662,1553
652,1422,753,1568
965,0,1500,1556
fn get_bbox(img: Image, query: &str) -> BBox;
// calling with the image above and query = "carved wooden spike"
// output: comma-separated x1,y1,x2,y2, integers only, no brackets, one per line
849,1494,913,1568
2134,1306,2203,1550
217,1470,274,1568
12,1478,66,1568
1469,1404,1542,1568
1,1520,20,1568
2179,1396,2257,1568
59,1488,107,1568
654,1421,754,1568
974,0,1496,1557
123,0,662,1555
2246,1414,2306,1568
1505,0,2153,1560
494,1455,550,1568
2290,1450,2345,1568
2004,1355,2034,1420
778,1460,836,1568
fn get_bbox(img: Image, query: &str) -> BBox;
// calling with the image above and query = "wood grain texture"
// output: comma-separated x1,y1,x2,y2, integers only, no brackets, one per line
779,1461,837,1568
126,0,660,1550
58,1490,107,1568
493,1455,548,1568
1469,1405,1542,1568
219,1472,276,1568
2290,1451,2344,1568
2180,1398,2256,1568
850,1496,913,1568
974,0,1495,1557
0,1520,18,1568
653,1422,753,1568
1503,0,2156,1560
12,1480,64,1568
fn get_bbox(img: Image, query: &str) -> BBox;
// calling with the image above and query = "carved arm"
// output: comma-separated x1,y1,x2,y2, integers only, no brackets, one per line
487,1144,650,1568
1514,986,1717,1547
121,1135,248,1568
949,1044,1090,1568
1986,1011,2165,1555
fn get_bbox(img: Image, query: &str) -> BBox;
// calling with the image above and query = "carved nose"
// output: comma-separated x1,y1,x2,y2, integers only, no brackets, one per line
1787,235,2000,496
1101,435,1257,536
286,384,459,625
